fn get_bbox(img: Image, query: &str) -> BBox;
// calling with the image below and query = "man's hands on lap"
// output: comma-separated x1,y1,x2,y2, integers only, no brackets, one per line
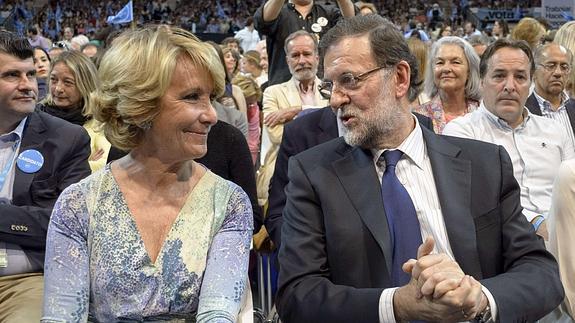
393,237,488,322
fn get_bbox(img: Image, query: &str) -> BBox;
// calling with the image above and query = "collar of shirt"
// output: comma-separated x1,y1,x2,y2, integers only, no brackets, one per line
479,101,531,131
533,90,569,113
288,2,317,18
294,77,316,94
370,115,425,171
0,117,27,145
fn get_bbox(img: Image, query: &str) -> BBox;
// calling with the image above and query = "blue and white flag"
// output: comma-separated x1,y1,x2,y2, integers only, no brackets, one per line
107,1,133,24
216,1,227,18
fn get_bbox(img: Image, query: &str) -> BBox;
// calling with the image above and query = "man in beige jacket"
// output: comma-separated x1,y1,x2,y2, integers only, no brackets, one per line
257,30,328,205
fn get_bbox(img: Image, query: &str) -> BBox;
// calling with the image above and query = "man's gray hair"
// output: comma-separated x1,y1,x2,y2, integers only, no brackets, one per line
319,14,421,102
284,30,318,55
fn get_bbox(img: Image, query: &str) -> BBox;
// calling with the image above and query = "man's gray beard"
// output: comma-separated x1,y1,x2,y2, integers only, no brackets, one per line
293,68,317,81
342,103,404,149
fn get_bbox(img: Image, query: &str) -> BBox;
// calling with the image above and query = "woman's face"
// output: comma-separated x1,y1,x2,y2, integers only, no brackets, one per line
441,27,452,37
145,55,217,161
49,62,82,109
34,49,50,78
223,51,236,74
433,44,469,94
493,21,501,35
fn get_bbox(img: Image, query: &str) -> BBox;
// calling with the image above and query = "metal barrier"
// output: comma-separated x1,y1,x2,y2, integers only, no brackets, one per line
253,251,281,323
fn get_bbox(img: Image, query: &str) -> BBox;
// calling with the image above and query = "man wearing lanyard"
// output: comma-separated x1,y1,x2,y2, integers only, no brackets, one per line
0,31,91,321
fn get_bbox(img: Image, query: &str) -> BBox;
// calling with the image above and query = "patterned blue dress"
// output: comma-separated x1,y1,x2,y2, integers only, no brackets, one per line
42,165,253,322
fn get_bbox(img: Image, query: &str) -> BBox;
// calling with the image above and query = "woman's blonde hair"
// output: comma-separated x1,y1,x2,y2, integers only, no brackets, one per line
554,21,575,97
511,17,546,50
92,26,225,151
407,38,428,95
43,50,99,116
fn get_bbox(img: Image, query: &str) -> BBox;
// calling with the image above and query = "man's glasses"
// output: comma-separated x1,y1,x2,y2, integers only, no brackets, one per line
538,62,571,74
319,65,390,100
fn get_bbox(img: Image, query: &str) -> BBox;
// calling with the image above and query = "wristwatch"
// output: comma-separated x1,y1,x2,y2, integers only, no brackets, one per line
473,304,492,323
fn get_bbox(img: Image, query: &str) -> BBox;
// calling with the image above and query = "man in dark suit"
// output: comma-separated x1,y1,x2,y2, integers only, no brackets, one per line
266,107,432,246
0,31,91,321
525,42,575,147
277,15,563,323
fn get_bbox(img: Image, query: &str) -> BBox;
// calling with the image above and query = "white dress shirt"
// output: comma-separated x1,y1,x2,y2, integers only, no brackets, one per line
534,90,575,151
0,117,39,276
444,103,575,221
0,117,26,204
374,116,497,322
234,27,260,52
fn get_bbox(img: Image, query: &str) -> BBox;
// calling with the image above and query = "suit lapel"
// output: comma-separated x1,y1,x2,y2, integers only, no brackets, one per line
13,113,47,204
283,79,302,109
332,146,393,273
317,107,338,143
422,128,483,278
525,93,543,116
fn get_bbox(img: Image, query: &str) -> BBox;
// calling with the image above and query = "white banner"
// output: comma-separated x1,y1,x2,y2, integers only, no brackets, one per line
541,0,575,29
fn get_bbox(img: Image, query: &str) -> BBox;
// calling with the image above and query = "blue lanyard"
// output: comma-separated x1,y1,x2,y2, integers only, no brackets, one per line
0,140,20,192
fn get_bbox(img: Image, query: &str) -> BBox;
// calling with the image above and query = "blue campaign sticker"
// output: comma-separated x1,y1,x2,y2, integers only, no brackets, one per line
17,149,44,174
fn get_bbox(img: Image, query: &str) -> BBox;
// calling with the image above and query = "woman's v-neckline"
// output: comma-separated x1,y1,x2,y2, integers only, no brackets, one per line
107,163,210,266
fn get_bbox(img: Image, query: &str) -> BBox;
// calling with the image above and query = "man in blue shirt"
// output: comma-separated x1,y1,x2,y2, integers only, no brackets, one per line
0,30,91,322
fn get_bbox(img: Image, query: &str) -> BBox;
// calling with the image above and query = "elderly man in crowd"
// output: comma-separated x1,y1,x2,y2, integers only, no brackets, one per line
277,15,563,323
254,0,355,86
257,30,328,206
525,43,575,149
444,39,575,240
0,31,91,322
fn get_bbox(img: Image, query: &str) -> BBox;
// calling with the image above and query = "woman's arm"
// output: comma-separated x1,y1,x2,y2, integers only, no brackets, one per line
196,186,253,323
42,184,90,323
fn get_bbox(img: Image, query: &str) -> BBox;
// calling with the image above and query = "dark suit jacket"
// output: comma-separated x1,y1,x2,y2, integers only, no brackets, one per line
525,92,575,134
265,108,433,246
277,126,563,323
0,111,91,269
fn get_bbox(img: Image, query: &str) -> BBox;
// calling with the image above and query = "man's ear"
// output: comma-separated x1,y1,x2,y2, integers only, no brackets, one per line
394,61,410,99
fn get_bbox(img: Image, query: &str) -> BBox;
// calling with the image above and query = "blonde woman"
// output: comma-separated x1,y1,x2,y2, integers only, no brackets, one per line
42,27,252,322
407,38,430,107
511,17,546,50
39,51,110,171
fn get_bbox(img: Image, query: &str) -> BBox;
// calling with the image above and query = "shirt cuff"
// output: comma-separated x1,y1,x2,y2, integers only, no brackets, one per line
522,209,541,222
378,287,399,323
481,285,498,322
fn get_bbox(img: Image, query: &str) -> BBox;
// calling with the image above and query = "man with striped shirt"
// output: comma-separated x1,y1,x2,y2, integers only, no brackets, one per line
526,43,575,149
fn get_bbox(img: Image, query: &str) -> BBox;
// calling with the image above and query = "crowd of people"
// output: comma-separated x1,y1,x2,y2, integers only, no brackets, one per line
0,0,574,322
